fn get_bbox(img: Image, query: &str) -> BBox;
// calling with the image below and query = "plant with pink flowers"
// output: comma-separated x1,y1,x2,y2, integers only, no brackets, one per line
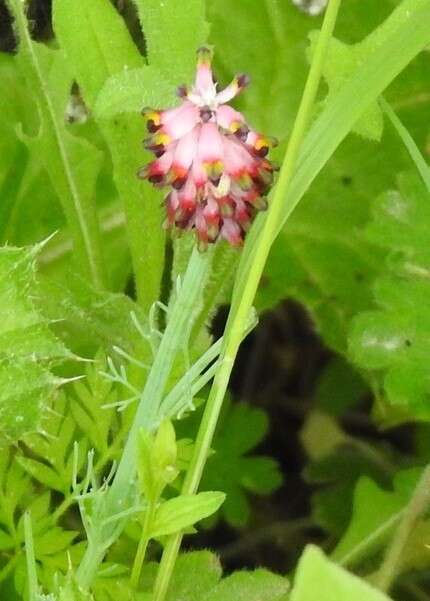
139,47,277,249
1,1,430,600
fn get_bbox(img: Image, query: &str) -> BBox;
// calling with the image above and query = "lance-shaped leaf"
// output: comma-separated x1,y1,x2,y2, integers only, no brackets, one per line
53,0,165,311
7,0,106,289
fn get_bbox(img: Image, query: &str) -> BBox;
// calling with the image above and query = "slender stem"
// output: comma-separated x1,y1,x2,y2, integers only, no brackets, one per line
130,501,156,589
376,466,430,593
152,2,342,600
24,513,37,601
76,246,213,589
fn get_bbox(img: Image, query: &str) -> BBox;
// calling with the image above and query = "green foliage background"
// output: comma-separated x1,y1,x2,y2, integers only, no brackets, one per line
0,0,429,599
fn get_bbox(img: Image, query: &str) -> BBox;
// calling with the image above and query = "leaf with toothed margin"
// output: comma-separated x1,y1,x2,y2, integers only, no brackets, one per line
348,172,430,422
131,0,210,85
94,66,175,120
0,245,72,442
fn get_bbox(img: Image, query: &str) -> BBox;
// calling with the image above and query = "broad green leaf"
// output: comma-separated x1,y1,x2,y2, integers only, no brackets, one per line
53,0,165,311
132,0,209,83
349,173,430,419
203,568,289,601
140,551,222,601
53,0,143,106
150,491,225,537
290,545,391,601
139,551,222,601
94,67,173,120
332,468,421,567
0,246,71,441
8,0,106,289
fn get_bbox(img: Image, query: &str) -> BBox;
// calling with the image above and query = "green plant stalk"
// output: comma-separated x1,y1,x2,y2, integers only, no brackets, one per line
7,0,106,290
376,465,430,593
152,1,343,599
76,246,213,589
130,500,157,589
23,513,37,601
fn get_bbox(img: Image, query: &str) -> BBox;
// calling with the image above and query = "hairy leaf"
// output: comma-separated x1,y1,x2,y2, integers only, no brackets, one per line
0,246,70,441
132,0,209,84
53,0,165,311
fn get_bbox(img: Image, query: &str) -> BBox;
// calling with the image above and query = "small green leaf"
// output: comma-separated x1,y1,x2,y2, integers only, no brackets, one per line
34,527,77,557
290,546,390,601
153,420,178,484
150,492,225,538
203,568,289,601
15,457,61,493
332,468,421,567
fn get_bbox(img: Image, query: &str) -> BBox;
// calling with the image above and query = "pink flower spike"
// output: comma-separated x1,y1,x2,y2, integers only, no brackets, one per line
139,46,277,248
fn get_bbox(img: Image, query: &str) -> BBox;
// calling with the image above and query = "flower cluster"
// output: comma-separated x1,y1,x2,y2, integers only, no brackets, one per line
138,47,277,249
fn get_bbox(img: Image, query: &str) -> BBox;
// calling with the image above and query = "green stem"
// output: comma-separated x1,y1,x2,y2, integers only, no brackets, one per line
23,513,37,601
152,2,342,600
376,466,430,593
76,246,213,589
130,501,157,589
